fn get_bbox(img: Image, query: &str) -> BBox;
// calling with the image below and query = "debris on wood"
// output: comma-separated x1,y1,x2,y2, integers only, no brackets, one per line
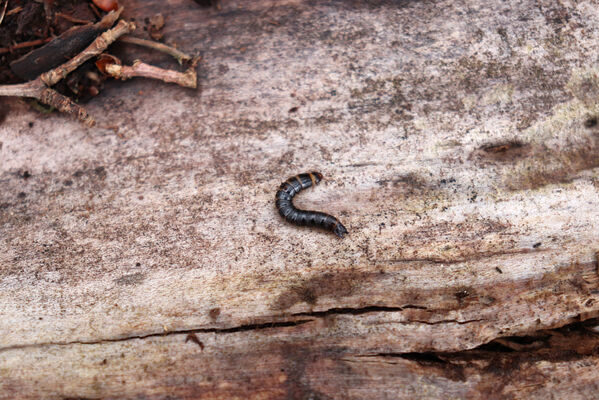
0,2,200,125
185,333,204,350
65,63,104,101
10,8,122,81
0,18,134,126
147,13,165,41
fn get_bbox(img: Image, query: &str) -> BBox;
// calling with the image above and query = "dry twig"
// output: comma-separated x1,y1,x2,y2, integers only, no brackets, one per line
56,12,93,25
0,38,53,55
5,5,22,17
103,57,200,88
0,0,8,26
89,2,102,19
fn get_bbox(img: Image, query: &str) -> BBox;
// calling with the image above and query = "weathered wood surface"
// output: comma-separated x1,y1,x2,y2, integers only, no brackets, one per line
1,0,599,398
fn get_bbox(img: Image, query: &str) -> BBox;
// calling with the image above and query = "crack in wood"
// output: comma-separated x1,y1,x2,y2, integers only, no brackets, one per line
0,319,314,353
408,318,486,325
343,317,599,365
0,305,483,353
290,304,427,317
290,305,487,325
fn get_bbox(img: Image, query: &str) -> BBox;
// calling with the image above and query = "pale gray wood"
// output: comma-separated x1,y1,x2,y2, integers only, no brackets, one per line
1,0,599,398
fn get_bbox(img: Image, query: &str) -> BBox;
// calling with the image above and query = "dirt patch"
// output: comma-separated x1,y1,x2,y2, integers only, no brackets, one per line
475,141,532,163
272,269,371,311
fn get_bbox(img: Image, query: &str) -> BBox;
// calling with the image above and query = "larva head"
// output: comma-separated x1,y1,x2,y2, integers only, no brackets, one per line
311,171,323,183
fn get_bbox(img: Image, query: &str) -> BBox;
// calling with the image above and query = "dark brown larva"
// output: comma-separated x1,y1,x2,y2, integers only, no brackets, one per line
275,172,348,238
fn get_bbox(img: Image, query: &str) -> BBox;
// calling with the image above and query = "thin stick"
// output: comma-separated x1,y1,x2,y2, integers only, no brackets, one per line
0,38,53,55
104,57,199,88
89,2,102,19
56,12,93,25
5,6,23,17
0,0,8,26
0,81,44,98
119,36,192,64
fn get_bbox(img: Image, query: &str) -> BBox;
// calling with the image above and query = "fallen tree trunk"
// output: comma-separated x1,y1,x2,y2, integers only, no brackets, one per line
1,0,598,398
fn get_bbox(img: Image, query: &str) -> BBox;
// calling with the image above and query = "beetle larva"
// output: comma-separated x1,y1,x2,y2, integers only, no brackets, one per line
275,172,348,238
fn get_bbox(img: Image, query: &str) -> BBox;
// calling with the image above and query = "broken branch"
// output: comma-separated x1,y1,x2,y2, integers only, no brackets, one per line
39,88,94,126
104,57,199,88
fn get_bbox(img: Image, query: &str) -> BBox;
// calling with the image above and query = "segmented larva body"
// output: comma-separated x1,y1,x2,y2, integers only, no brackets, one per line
275,172,348,238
